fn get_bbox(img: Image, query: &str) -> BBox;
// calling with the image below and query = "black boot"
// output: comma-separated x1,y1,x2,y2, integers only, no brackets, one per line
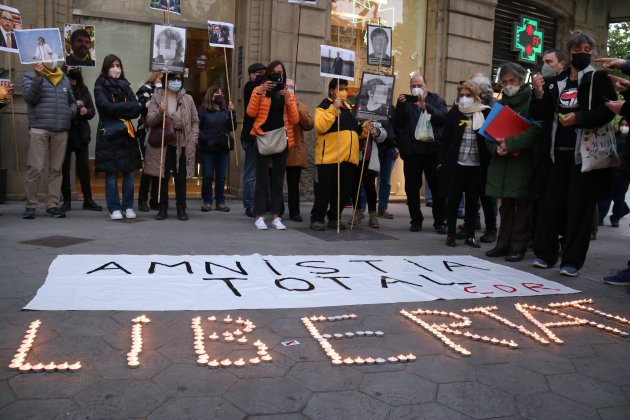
138,199,150,212
82,198,103,211
60,201,71,212
177,203,188,221
155,204,168,220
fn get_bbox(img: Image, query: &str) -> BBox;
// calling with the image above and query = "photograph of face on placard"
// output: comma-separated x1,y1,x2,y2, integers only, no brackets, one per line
15,28,64,65
150,24,186,73
356,72,395,122
64,24,95,67
320,45,355,81
0,5,21,53
367,25,392,68
149,0,181,14
207,21,234,48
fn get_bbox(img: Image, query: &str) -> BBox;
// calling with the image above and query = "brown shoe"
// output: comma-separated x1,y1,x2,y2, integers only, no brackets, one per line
368,211,379,228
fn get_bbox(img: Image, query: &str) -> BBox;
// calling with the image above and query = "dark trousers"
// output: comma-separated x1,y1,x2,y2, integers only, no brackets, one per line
534,151,598,269
61,142,92,202
480,195,498,230
353,162,377,212
496,198,533,253
311,162,355,223
286,166,302,217
254,146,288,216
447,164,482,237
403,153,445,227
598,170,630,222
159,146,187,206
138,171,158,204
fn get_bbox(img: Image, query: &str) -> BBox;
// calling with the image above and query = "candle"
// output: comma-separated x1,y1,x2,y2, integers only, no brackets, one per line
220,359,232,367
237,337,248,345
345,332,355,339
397,355,408,363
375,331,384,337
387,356,398,364
195,348,207,355
343,358,354,366
209,332,219,341
333,333,343,340
406,353,416,362
356,330,365,336
234,358,246,368
257,350,268,356
8,361,22,370
364,331,374,337
365,357,376,365
375,358,386,365
19,363,32,373
197,356,209,366
243,327,253,333
322,334,332,339
261,354,273,362
327,316,336,322
224,336,234,343
224,315,233,324
332,359,343,366
207,316,216,322
249,357,261,365
208,360,220,369
253,340,263,347
128,359,140,368
236,317,244,325
56,362,68,372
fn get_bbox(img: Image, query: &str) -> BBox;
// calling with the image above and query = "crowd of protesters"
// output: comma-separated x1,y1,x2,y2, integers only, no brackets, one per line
15,29,630,281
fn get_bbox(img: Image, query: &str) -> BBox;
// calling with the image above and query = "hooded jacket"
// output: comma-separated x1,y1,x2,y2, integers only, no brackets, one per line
314,97,366,165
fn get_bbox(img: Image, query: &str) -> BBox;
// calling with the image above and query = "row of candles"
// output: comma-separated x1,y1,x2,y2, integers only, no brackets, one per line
8,320,81,373
127,315,150,368
302,315,416,365
548,299,630,326
462,305,551,345
193,315,272,368
400,310,474,356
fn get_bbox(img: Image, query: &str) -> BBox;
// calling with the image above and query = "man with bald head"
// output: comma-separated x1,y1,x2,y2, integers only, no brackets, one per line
392,75,447,233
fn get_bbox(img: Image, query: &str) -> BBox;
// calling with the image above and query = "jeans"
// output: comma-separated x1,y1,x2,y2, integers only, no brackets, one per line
598,171,630,222
378,147,396,212
425,183,433,203
242,139,256,210
105,170,134,213
201,150,229,205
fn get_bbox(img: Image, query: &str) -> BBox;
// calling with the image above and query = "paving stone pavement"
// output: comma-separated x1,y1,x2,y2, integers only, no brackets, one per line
1,199,630,419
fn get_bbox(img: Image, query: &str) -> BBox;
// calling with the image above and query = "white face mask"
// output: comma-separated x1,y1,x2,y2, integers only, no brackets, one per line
411,87,424,97
459,96,474,108
154,82,162,89
621,126,630,135
43,61,57,71
502,85,520,97
108,67,122,79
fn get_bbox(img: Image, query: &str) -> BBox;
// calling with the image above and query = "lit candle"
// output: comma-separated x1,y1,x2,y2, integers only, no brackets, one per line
19,363,32,373
365,357,376,365
345,332,355,339
208,360,220,369
333,333,343,340
397,354,408,363
257,350,268,356
261,354,273,362
207,316,216,322
387,356,399,364
332,359,343,366
406,353,417,362
364,331,374,337
356,330,365,336
234,358,246,368
236,317,244,325
343,358,354,366
8,361,22,370
253,340,263,347
375,331,384,337
224,315,233,324
224,336,234,343
68,362,82,372
128,359,140,368
220,359,232,367
56,362,69,372
233,329,243,336
375,358,386,365
209,332,219,341
237,337,248,345
197,355,209,366
249,357,261,365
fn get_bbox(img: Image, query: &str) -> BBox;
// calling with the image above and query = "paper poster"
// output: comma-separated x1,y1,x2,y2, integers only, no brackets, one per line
150,24,187,73
367,25,392,68
207,20,234,49
356,72,395,121
320,45,355,81
14,28,65,65
0,5,21,53
64,24,95,67
149,0,181,15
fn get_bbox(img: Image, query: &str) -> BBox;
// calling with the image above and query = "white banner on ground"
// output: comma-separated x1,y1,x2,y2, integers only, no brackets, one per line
24,254,579,311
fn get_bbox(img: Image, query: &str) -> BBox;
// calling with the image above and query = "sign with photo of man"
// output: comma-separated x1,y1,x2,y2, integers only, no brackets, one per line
0,5,22,53
320,45,355,81
356,72,395,122
64,24,95,67
367,25,392,68
150,24,186,73
207,20,234,48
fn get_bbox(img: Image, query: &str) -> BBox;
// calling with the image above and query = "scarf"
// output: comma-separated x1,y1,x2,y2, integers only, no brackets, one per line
457,101,489,130
41,66,63,86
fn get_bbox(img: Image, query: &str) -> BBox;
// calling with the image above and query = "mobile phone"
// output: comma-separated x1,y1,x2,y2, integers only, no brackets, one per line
404,94,418,103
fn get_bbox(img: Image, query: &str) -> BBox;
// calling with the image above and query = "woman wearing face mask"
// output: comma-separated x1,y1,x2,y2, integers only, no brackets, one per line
94,54,142,220
247,60,299,230
135,72,163,212
198,86,237,212
598,118,630,227
484,62,541,262
60,66,102,212
145,72,199,221
529,31,616,277
440,81,490,247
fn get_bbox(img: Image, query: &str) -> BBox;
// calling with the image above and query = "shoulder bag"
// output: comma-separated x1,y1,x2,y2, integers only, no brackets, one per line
256,126,287,156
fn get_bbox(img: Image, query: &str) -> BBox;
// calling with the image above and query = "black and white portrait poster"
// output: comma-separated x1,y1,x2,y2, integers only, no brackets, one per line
320,45,355,81
366,25,392,68
356,72,395,122
0,4,21,53
150,24,186,73
207,20,234,49
149,0,181,15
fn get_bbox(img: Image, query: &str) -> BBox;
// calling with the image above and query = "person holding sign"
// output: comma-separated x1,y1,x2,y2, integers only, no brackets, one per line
247,61,299,230
484,62,540,262
310,79,369,231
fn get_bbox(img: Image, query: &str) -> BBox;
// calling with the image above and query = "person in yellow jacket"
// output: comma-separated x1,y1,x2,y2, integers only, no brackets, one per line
310,78,375,231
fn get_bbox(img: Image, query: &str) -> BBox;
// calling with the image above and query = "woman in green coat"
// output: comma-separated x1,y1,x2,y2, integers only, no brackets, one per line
485,62,541,262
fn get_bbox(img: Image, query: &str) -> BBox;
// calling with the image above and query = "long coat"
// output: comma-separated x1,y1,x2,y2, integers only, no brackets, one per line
94,76,142,173
286,102,314,168
144,88,199,178
485,85,541,199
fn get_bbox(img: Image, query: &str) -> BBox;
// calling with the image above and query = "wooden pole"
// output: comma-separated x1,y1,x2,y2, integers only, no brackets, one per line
7,52,18,173
223,47,238,167
157,0,170,204
292,5,302,82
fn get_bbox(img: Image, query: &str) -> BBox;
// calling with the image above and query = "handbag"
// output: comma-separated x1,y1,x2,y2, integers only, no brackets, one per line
576,73,620,173
147,115,176,148
414,110,435,142
98,119,128,142
256,126,287,156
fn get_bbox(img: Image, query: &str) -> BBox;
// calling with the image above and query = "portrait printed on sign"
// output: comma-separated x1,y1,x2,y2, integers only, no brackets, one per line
0,5,22,53
207,20,234,48
356,72,395,122
64,24,95,67
320,45,355,81
150,24,186,73
366,25,392,68
14,28,65,65
149,0,181,15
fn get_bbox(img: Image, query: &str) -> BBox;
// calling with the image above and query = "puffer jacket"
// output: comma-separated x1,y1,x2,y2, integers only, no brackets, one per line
68,85,95,149
198,106,237,153
94,75,142,173
314,97,366,166
145,88,199,178
247,86,299,148
286,102,314,168
23,70,77,132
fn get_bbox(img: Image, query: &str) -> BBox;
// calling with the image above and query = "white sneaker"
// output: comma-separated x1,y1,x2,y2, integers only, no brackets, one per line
125,208,137,219
271,217,286,230
255,217,268,230
110,210,123,220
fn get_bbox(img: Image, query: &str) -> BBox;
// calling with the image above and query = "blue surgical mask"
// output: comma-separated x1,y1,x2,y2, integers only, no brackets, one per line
168,79,182,91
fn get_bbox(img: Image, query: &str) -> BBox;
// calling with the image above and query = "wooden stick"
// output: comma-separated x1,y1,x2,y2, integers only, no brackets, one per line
7,52,18,172
293,5,302,82
336,77,341,234
350,132,370,230
223,47,238,166
157,0,170,204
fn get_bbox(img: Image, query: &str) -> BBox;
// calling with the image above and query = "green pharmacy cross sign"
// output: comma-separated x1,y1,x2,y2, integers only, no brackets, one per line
512,16,544,63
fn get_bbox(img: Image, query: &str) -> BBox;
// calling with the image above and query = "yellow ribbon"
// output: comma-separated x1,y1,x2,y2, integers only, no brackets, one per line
459,119,472,128
120,119,135,138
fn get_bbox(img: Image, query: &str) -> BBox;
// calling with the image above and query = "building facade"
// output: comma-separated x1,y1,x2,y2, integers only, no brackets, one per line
0,0,624,201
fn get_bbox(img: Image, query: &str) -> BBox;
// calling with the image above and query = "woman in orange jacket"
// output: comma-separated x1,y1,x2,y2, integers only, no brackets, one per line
247,60,299,230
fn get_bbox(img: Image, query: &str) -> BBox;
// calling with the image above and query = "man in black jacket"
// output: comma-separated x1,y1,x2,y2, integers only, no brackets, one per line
392,75,447,232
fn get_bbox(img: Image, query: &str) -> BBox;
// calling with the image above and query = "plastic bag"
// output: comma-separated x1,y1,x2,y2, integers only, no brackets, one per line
414,110,435,142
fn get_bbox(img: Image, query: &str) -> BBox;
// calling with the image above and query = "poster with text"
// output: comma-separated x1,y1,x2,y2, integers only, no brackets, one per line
150,24,187,73
15,28,64,65
320,45,355,81
0,5,22,53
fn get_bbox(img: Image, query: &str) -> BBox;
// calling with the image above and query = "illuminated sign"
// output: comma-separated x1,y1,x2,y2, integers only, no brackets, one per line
512,15,544,63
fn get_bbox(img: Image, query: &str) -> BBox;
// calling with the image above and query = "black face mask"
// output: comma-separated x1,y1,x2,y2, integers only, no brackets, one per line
571,52,591,71
254,74,263,84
